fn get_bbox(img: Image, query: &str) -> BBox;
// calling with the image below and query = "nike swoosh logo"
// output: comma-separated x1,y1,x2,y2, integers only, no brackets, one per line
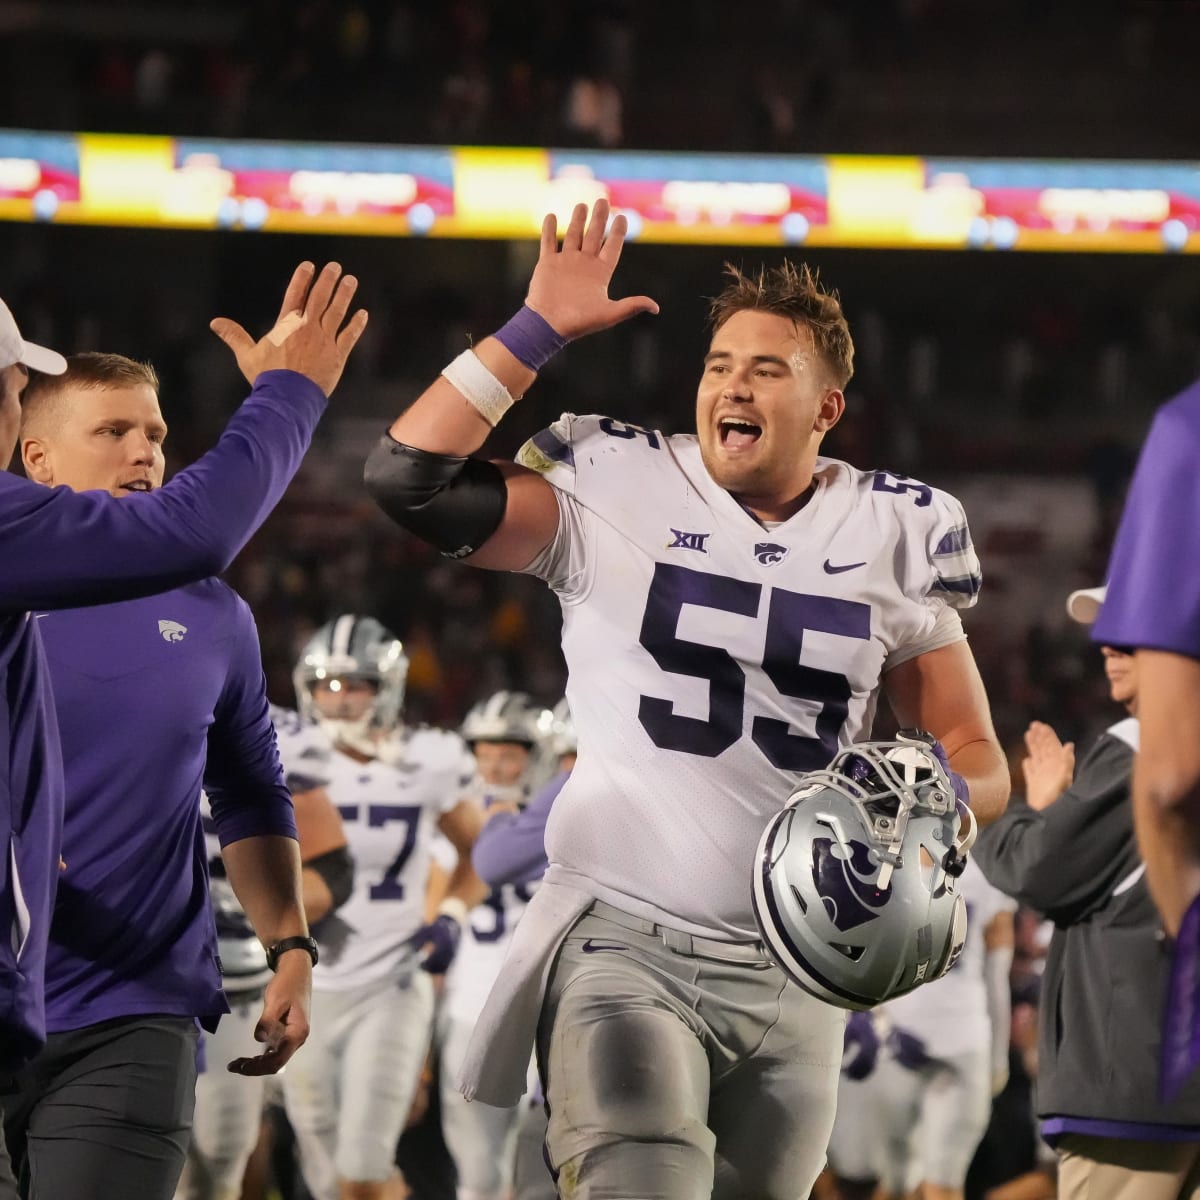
581,939,627,954
823,559,867,574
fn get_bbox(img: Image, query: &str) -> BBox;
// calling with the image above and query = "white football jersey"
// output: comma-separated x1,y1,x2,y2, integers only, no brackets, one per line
273,707,471,991
884,858,1015,1056
437,778,538,1025
518,414,981,939
201,792,271,992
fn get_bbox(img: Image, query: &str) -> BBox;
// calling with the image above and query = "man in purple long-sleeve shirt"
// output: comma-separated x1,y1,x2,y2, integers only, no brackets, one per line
0,266,367,1199
1092,379,1200,1100
0,349,331,1200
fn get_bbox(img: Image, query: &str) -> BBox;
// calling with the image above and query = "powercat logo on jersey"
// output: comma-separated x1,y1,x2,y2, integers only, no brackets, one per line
667,529,711,553
158,619,187,642
812,837,891,931
753,542,789,565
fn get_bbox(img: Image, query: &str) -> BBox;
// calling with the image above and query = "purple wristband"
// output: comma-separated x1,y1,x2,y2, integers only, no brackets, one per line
928,737,971,807
494,305,569,372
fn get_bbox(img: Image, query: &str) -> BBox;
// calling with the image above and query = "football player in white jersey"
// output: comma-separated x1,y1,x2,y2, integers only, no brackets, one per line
437,690,553,1200
870,858,1015,1200
277,615,480,1200
365,199,1009,1199
179,789,352,1200
467,697,577,1200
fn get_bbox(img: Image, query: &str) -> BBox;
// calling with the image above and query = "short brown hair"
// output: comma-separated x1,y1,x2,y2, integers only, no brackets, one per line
22,352,160,436
708,262,854,389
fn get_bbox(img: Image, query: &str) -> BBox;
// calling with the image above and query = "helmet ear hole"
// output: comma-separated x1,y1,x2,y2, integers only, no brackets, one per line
919,845,938,891
788,885,808,916
830,942,866,962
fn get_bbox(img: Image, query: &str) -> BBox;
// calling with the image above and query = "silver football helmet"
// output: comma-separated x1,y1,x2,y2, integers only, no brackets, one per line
460,690,552,749
460,690,555,803
752,738,977,1011
293,614,409,755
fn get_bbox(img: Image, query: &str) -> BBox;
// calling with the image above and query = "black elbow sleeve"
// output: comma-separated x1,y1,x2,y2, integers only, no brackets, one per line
306,846,354,911
364,434,508,559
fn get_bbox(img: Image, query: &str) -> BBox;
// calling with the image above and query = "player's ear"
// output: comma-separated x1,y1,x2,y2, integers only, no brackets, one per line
815,388,845,433
21,435,53,483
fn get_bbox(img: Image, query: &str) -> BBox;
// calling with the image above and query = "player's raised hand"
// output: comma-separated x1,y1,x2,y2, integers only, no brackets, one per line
227,950,312,1076
525,199,659,341
210,261,369,397
1021,720,1075,812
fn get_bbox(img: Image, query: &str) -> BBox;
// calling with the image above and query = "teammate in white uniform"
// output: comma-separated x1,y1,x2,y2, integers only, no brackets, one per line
437,691,553,1200
366,199,1009,1199
277,615,479,1200
871,859,1015,1200
179,788,353,1200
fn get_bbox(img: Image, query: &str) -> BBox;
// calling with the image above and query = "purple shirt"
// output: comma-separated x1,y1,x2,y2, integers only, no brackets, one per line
472,771,567,888
0,370,325,1068
1094,381,1200,657
39,582,294,1033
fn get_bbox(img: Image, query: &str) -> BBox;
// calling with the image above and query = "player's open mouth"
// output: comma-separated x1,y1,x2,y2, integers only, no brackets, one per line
119,479,154,493
719,418,762,449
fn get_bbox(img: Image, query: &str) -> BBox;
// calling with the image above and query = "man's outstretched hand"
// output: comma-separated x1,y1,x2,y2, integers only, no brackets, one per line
525,199,659,342
211,261,369,397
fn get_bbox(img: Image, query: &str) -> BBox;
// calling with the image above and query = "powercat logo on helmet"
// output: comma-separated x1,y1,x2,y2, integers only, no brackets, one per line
811,837,891,931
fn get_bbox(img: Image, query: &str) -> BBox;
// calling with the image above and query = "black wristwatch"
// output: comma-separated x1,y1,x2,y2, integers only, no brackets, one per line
266,935,319,972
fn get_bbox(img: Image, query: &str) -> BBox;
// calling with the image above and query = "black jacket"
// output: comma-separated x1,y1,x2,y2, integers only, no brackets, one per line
973,718,1200,1128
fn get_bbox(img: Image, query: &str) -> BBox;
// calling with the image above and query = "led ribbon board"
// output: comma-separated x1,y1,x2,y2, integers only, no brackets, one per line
0,130,1196,252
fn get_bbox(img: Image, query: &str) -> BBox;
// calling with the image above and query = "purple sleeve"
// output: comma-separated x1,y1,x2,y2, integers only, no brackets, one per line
471,770,567,887
204,597,297,846
0,370,325,613
1093,381,1200,657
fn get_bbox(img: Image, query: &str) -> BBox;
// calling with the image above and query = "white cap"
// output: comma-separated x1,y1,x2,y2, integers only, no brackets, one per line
0,297,66,376
1066,585,1106,625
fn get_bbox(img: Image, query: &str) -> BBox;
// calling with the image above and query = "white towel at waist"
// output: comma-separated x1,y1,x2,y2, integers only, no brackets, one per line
458,867,593,1107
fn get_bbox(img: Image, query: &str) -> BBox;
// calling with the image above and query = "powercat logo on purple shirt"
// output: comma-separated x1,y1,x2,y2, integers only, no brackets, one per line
812,837,891,931
158,620,187,642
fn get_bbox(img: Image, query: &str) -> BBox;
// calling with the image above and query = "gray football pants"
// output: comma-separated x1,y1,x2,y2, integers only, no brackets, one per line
178,993,265,1200
536,903,845,1200
872,1045,991,1192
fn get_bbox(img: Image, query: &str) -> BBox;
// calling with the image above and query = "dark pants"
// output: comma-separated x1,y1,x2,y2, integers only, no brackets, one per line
0,1119,16,1200
0,1014,198,1200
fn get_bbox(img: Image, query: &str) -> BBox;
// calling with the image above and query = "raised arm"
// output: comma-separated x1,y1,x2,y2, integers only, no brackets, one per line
364,199,658,571
0,263,367,612
970,732,1135,918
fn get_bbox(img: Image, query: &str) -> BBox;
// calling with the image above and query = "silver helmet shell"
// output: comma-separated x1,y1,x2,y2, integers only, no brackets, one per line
460,689,552,750
293,614,408,755
460,690,555,801
751,739,976,1011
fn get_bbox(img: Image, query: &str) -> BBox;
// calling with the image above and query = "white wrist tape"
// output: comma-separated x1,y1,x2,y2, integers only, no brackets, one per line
437,896,469,925
441,349,516,427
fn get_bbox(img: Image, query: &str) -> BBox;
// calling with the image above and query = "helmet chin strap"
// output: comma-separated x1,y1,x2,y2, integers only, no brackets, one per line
319,714,380,759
